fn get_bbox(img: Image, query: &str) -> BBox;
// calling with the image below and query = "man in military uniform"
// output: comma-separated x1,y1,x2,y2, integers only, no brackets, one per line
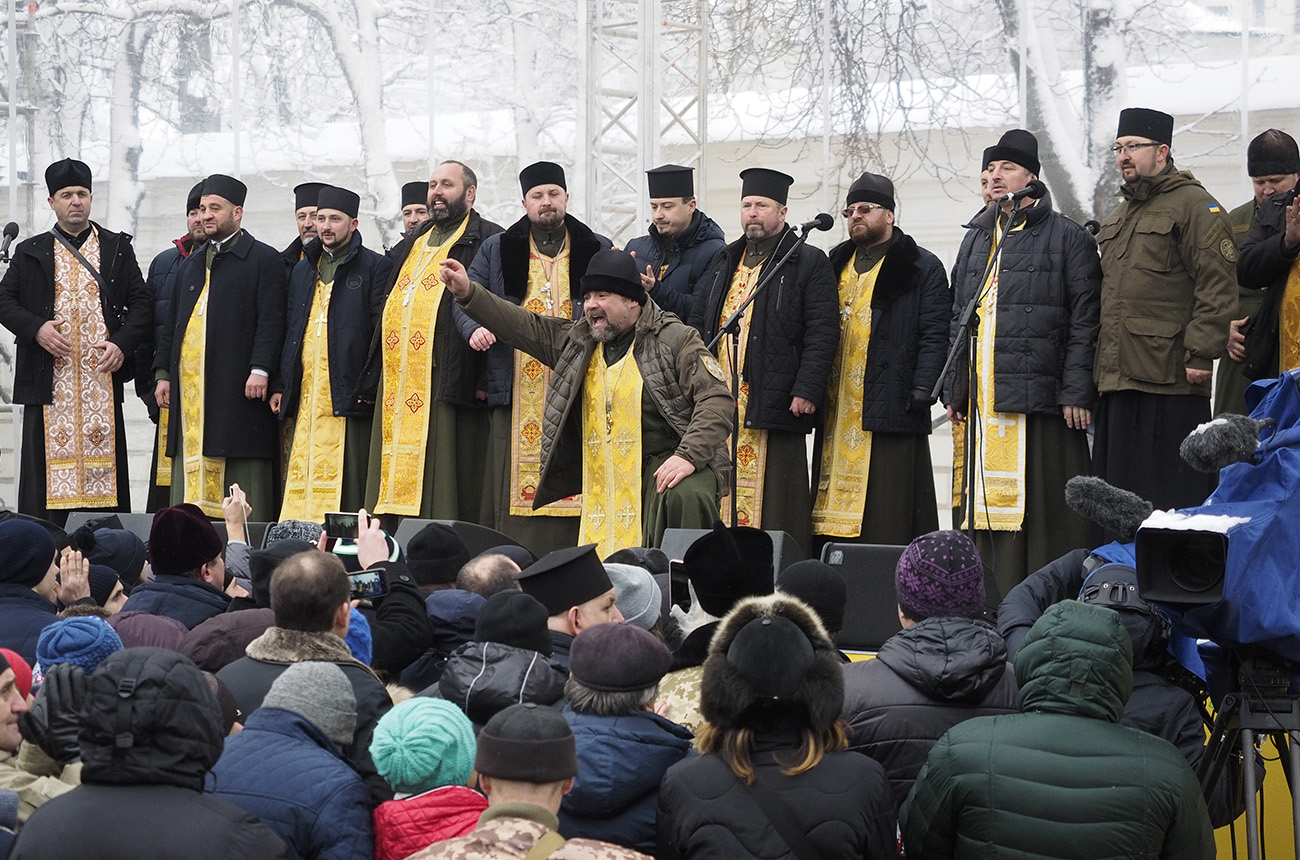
1094,107,1237,512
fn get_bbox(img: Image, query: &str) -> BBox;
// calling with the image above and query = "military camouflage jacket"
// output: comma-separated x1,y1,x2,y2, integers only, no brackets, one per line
406,802,651,860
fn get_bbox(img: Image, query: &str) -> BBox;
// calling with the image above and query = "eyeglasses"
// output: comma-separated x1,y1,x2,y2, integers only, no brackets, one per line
1110,142,1162,155
841,203,885,218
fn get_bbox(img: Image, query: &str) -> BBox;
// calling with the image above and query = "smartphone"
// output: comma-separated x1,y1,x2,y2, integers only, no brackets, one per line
348,566,389,601
325,511,360,540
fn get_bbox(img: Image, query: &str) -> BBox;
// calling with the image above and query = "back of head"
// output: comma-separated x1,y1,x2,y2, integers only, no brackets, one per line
567,622,671,715
248,540,317,608
271,551,349,632
894,530,985,622
1078,563,1168,667
148,504,223,579
79,648,223,789
776,560,847,634
456,553,522,598
372,697,476,794
475,702,577,785
1014,600,1133,723
262,661,357,746
475,590,552,656
37,616,123,674
407,523,472,589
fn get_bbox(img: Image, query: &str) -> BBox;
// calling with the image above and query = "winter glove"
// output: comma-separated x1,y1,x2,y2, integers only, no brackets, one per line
19,663,87,767
906,388,933,414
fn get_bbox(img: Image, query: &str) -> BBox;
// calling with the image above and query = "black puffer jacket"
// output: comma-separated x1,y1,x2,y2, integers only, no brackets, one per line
690,227,840,432
429,641,567,726
825,227,951,435
841,616,1019,807
624,210,727,319
137,236,197,412
10,648,289,860
943,192,1101,413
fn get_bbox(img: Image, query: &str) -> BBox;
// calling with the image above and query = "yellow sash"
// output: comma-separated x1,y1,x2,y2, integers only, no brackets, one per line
179,266,226,517
154,407,172,486
509,236,581,517
373,216,469,516
281,275,346,521
45,229,118,509
1281,259,1300,372
811,260,881,537
577,346,644,557
715,262,767,528
963,220,1027,531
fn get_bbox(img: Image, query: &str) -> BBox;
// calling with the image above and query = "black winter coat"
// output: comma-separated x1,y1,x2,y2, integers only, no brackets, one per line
0,585,58,664
624,210,727,319
841,616,1019,807
689,227,840,432
119,575,231,630
136,236,196,411
354,210,504,410
943,193,1101,413
0,225,151,405
1235,187,1298,379
278,232,393,419
825,228,951,435
355,565,433,678
429,641,567,726
156,230,288,460
656,728,898,860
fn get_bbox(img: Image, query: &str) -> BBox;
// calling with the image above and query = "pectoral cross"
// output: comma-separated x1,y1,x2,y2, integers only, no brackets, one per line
840,301,853,322
542,281,554,312
605,401,613,435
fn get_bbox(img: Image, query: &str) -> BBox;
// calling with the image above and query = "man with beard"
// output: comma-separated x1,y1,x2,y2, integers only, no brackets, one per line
457,162,613,555
271,186,392,521
154,174,288,520
688,168,839,554
281,182,326,275
143,181,206,511
356,160,502,526
623,164,725,319
399,181,429,236
0,158,151,525
442,249,729,557
811,172,948,553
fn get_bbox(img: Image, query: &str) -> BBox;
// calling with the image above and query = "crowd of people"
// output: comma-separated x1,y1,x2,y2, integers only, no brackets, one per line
0,100,1288,856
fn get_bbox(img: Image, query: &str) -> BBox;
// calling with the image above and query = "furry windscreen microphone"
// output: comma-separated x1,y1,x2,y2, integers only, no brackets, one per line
1179,414,1277,473
1064,476,1154,543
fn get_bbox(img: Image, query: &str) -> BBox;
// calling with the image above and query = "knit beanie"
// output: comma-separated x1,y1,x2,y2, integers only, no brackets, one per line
475,590,553,656
345,607,372,666
894,530,985,621
475,703,577,783
36,616,124,674
406,524,472,587
604,563,662,630
88,565,122,608
372,698,477,794
0,649,31,699
79,527,148,592
262,661,357,747
0,519,57,588
107,610,189,651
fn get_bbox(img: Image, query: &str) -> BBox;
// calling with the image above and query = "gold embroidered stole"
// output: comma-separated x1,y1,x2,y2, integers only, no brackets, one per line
811,260,881,536
715,262,767,528
577,347,644,557
179,265,225,516
509,236,581,517
1281,258,1300,372
964,220,1027,531
45,229,117,509
154,407,172,486
281,274,346,521
373,216,469,516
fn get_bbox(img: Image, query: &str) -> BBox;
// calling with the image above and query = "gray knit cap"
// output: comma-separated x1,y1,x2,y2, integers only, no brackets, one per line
262,661,357,746
605,563,662,630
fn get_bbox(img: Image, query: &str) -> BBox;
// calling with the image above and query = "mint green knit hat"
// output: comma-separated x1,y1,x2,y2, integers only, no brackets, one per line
371,698,477,795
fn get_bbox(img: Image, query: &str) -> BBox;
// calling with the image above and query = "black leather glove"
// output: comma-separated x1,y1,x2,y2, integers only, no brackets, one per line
19,663,87,767
906,388,932,414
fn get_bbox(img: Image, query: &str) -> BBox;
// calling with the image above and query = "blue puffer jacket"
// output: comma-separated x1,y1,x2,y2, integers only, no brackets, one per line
559,705,694,853
624,210,727,320
208,707,373,860
0,586,58,664
120,575,230,630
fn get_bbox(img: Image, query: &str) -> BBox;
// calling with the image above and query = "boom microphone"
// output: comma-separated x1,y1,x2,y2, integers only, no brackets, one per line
800,213,834,233
1064,475,1153,544
0,222,18,262
1180,414,1277,473
995,179,1047,204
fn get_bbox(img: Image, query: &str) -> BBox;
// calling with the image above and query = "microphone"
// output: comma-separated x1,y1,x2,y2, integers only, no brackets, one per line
1064,475,1153,544
0,222,17,262
995,179,1047,204
1083,220,1101,236
1179,414,1277,473
799,213,834,233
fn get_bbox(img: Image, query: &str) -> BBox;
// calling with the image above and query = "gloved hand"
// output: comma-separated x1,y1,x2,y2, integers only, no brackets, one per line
906,388,933,414
19,663,87,767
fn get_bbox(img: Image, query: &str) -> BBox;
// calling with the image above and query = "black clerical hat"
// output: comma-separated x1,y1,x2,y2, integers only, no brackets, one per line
316,186,360,219
45,159,92,196
1116,108,1173,146
293,182,327,210
739,167,794,205
982,129,1041,175
846,172,895,211
185,181,204,213
520,161,567,195
680,521,774,617
401,181,428,208
202,174,247,206
646,164,694,198
517,544,611,616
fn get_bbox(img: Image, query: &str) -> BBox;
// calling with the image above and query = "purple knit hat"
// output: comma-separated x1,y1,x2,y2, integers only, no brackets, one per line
894,530,984,620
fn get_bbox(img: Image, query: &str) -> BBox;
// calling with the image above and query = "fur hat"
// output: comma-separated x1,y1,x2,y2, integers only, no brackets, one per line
699,594,843,733
680,522,774,618
149,504,223,577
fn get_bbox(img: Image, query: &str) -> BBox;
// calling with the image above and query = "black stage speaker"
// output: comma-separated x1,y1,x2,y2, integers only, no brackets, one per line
212,521,270,550
392,519,524,558
820,542,905,652
64,511,154,543
659,527,805,577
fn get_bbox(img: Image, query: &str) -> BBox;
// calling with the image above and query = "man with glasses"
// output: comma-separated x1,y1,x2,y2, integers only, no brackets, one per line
940,130,1099,593
810,173,948,554
1093,108,1237,514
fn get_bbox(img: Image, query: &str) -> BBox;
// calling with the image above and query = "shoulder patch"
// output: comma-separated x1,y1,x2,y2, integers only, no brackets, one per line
1207,202,1223,214
701,354,726,382
1219,237,1238,263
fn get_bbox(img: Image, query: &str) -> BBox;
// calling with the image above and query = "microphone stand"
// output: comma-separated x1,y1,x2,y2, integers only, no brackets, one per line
931,197,1030,604
707,225,819,527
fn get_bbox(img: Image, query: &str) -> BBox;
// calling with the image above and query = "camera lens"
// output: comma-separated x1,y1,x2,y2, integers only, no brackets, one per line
1164,532,1227,594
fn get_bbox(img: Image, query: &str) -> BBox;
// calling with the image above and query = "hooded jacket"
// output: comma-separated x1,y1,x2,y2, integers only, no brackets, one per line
657,595,897,860
428,640,567,726
841,616,1020,806
9,648,289,860
900,601,1215,860
624,210,727,320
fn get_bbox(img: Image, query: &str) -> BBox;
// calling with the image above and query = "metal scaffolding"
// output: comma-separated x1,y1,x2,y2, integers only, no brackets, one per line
577,0,708,243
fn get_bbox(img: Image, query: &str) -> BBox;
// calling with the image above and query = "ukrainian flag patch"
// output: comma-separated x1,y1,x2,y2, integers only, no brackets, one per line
1207,202,1223,213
